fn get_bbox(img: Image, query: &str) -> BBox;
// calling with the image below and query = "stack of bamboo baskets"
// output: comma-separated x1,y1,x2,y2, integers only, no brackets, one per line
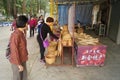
61,25,72,46
45,41,58,64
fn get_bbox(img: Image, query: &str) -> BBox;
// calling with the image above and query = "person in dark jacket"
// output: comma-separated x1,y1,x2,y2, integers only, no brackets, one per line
9,15,28,80
37,17,59,63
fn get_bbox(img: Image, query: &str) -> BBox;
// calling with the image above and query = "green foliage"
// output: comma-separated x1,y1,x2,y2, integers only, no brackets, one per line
0,0,49,17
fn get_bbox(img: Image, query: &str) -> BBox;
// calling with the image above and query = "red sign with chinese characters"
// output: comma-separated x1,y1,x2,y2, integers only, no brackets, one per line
76,45,107,66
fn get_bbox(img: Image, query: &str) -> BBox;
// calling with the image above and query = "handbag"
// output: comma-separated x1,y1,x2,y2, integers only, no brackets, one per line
5,43,10,59
43,39,49,48
40,24,49,48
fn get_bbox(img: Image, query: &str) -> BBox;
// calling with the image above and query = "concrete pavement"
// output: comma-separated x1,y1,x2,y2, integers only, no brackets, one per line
0,26,120,80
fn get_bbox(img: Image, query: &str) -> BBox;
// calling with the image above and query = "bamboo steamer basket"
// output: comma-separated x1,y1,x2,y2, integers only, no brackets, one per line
45,54,56,64
62,31,69,36
63,25,68,31
62,40,67,46
54,51,58,56
49,41,57,47
62,33,71,40
47,50,58,56
68,39,72,46
47,46,56,52
62,39,72,46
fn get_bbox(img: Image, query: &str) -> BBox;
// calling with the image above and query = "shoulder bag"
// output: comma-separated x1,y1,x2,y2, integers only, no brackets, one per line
5,42,10,59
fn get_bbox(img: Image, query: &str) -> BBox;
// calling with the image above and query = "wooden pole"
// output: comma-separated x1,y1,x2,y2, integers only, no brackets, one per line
50,0,54,17
56,0,58,22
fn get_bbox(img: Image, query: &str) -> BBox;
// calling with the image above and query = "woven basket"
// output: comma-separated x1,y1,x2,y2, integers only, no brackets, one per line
47,46,56,52
62,40,67,46
45,54,56,64
49,41,58,47
68,39,72,46
63,25,68,31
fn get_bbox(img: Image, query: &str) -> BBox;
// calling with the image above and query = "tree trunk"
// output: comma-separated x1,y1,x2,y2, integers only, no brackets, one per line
29,0,32,15
22,0,26,14
7,0,11,17
40,0,41,13
13,0,17,17
37,0,39,13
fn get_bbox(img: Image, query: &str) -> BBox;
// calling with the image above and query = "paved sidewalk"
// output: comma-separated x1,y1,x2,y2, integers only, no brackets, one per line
0,27,120,80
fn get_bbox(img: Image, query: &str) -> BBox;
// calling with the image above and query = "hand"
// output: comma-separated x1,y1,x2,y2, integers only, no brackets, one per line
57,38,61,42
17,65,24,72
10,28,13,31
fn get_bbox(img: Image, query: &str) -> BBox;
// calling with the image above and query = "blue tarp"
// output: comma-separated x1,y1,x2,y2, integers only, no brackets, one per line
58,4,93,26
75,4,93,26
58,4,70,26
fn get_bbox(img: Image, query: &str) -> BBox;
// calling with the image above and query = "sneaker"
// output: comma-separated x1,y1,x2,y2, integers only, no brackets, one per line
43,59,46,63
40,59,46,63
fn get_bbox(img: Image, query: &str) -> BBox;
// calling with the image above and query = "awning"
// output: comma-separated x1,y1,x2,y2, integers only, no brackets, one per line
53,0,107,4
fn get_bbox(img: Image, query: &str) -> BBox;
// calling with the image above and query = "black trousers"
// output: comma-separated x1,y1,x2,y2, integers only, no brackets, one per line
30,27,35,37
37,34,45,60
